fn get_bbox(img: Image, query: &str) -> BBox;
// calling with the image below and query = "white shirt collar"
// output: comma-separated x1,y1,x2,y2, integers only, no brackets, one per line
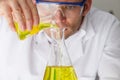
65,14,95,43
64,14,96,63
82,15,95,42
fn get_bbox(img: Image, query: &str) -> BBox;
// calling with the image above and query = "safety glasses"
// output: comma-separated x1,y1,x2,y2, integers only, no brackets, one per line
36,0,86,23
36,0,86,7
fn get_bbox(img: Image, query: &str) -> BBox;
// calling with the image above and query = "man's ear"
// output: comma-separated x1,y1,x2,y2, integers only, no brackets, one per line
82,0,92,16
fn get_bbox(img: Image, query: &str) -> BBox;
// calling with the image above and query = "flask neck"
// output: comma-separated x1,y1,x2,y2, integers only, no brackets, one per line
45,28,72,66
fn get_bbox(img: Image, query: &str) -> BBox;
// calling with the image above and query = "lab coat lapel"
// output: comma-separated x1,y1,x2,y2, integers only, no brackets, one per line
82,15,96,55
65,16,96,64
65,29,85,64
82,14,96,43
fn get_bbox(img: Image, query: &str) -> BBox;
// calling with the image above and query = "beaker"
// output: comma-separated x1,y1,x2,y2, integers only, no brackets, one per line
14,0,58,40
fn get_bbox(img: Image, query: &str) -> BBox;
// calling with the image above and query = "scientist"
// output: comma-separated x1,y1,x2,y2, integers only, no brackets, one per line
0,0,120,80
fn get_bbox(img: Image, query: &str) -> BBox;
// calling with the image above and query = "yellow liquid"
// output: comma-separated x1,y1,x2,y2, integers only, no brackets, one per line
14,22,57,40
43,66,78,80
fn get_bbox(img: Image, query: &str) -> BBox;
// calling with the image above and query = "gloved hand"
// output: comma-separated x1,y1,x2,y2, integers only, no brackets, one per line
0,0,39,31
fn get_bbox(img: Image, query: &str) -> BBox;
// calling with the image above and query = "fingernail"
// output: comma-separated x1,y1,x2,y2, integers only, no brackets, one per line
20,25,25,31
18,23,23,31
33,20,39,26
33,23,38,26
32,0,36,5
27,23,32,31
11,27,16,32
9,23,15,32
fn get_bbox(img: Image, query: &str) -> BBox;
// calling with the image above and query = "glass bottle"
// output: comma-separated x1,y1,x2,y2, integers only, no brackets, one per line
43,28,78,80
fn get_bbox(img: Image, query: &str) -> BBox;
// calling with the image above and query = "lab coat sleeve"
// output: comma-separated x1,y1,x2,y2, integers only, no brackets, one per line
98,18,120,80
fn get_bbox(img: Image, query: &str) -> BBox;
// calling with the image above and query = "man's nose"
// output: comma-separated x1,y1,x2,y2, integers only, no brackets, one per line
53,8,66,24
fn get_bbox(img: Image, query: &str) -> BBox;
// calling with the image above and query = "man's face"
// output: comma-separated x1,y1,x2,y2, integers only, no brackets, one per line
39,0,90,39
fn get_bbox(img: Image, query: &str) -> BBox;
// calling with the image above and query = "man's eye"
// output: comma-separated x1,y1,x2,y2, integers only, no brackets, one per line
65,6,76,10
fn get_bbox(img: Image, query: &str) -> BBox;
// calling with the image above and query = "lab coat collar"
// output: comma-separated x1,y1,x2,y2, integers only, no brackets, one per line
82,15,96,42
65,14,96,42
64,14,96,63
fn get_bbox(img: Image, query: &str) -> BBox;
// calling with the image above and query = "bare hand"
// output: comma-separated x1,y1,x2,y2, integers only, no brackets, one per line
0,0,39,31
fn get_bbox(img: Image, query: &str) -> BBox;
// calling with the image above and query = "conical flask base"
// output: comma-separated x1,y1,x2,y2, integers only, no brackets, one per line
43,66,78,80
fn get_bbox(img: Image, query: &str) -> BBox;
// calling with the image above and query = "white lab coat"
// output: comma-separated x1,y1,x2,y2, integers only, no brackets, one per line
0,7,120,80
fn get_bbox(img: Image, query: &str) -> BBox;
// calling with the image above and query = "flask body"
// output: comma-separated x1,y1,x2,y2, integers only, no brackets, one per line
43,66,77,80
43,28,78,80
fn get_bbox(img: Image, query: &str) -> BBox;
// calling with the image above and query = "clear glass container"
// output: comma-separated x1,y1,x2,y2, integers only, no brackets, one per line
14,1,58,40
43,28,78,80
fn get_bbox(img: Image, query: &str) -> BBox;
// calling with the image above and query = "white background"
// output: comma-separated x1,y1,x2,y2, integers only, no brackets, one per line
93,0,120,20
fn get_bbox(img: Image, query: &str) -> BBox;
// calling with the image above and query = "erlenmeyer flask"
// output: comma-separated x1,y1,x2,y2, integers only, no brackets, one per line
43,28,78,80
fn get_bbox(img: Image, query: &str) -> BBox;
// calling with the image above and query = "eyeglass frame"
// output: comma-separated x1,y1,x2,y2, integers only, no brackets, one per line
36,0,87,7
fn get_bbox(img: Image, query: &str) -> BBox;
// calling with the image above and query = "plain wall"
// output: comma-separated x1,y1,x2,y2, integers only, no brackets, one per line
93,0,120,20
